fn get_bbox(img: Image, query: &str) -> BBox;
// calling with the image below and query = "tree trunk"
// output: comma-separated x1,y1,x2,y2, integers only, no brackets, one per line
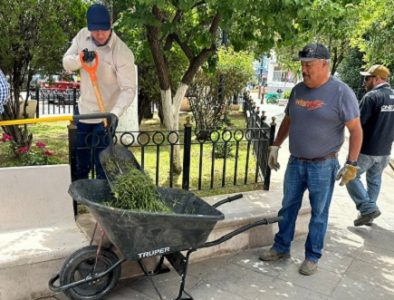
160,83,189,174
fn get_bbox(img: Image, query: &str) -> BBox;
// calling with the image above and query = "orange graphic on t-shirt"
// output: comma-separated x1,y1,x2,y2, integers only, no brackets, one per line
295,99,324,111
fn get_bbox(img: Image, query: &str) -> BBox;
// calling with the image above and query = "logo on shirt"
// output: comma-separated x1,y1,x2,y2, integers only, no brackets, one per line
381,105,394,112
295,99,325,111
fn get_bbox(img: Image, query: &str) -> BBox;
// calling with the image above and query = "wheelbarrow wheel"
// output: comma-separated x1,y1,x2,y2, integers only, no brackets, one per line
59,245,121,300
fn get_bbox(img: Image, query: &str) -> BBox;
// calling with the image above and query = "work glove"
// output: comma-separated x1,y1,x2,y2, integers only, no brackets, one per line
336,163,359,186
82,48,96,63
268,145,280,171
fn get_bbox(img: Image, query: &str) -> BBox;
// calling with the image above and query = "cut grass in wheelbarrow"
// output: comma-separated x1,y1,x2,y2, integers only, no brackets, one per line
100,144,170,213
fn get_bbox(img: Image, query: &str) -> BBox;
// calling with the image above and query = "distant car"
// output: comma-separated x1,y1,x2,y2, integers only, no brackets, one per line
40,81,80,105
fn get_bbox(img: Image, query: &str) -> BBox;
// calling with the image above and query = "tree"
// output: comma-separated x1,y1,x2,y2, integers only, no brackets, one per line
0,0,86,155
337,48,365,99
115,0,313,172
351,0,394,68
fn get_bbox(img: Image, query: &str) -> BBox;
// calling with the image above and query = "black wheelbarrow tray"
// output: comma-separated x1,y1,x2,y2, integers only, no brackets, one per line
49,179,281,300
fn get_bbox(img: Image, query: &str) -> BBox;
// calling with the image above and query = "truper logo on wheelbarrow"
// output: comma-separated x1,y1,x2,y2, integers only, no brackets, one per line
137,246,171,259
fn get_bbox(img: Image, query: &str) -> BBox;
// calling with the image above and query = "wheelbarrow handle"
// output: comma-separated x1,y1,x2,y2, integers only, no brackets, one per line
200,216,283,249
212,193,243,208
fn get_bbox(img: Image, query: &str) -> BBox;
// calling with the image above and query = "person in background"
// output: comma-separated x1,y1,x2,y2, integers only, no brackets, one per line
259,43,362,276
0,69,10,115
63,3,136,179
345,65,394,226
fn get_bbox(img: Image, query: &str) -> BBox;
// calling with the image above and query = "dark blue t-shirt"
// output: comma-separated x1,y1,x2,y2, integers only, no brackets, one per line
359,83,394,155
285,77,359,158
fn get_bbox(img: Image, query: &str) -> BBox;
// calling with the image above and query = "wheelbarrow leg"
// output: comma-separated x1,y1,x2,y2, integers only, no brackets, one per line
165,250,194,300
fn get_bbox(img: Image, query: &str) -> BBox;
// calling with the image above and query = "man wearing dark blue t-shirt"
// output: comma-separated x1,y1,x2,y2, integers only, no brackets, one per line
259,43,363,276
346,65,394,226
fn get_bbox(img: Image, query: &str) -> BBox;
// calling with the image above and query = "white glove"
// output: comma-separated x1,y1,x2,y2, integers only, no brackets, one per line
268,146,280,171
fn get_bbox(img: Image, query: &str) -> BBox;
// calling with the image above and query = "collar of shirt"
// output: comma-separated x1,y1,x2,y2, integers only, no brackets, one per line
372,82,390,90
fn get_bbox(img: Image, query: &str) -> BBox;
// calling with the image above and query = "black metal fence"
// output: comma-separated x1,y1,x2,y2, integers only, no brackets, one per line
67,94,275,194
32,87,79,117
243,92,276,190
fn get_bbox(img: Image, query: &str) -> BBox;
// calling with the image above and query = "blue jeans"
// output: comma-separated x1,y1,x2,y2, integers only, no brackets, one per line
272,156,339,262
346,154,390,215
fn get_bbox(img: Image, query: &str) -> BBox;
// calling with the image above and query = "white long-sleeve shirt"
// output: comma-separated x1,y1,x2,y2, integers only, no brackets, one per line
63,28,136,123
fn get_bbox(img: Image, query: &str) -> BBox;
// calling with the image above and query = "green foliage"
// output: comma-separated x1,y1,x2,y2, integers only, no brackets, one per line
216,47,255,97
0,0,87,152
110,168,170,213
283,91,291,99
337,48,365,99
188,71,226,131
275,0,362,75
0,133,59,166
113,0,315,125
351,0,394,66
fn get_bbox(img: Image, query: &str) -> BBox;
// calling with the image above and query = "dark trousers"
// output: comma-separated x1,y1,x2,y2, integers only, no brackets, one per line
74,120,110,180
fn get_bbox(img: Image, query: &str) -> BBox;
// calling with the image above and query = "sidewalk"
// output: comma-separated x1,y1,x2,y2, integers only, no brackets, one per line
46,130,394,300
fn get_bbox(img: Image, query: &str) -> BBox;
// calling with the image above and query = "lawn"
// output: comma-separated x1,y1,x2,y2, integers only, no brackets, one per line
0,110,265,196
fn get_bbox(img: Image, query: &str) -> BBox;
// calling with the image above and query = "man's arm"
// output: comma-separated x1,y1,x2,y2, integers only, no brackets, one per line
345,117,363,161
273,115,291,146
63,31,83,72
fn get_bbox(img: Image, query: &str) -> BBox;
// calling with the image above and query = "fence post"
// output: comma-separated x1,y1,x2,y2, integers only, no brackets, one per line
263,117,276,191
67,120,78,216
182,117,192,190
36,87,40,118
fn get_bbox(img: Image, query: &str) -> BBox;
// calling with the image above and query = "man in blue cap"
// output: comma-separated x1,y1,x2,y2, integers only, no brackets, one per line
259,43,362,275
63,3,137,179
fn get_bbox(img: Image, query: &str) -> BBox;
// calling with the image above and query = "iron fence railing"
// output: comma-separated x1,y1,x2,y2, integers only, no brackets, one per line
243,92,277,190
32,87,79,117
67,101,275,196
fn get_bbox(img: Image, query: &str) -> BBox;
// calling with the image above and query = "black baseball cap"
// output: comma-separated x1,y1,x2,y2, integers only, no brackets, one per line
295,43,330,61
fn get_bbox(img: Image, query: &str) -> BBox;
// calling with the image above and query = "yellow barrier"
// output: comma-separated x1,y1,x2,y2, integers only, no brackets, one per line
0,115,73,126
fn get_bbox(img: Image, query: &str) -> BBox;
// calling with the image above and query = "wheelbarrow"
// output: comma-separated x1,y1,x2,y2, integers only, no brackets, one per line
48,179,281,300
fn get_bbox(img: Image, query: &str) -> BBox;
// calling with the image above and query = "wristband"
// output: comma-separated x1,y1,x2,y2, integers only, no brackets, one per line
346,159,358,166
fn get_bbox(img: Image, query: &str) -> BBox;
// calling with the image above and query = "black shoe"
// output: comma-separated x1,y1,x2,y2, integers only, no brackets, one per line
354,209,381,226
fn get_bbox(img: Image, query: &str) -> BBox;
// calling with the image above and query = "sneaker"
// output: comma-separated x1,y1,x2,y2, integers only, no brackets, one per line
259,248,290,261
354,209,381,227
299,259,318,276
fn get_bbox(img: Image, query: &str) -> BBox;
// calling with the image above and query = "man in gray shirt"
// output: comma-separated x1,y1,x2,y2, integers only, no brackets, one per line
259,43,362,275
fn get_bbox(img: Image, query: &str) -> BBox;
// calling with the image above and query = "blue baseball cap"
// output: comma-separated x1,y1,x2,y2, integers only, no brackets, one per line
87,4,111,31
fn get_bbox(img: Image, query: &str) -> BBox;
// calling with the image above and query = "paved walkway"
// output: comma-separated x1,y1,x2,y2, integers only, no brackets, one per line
45,95,394,300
